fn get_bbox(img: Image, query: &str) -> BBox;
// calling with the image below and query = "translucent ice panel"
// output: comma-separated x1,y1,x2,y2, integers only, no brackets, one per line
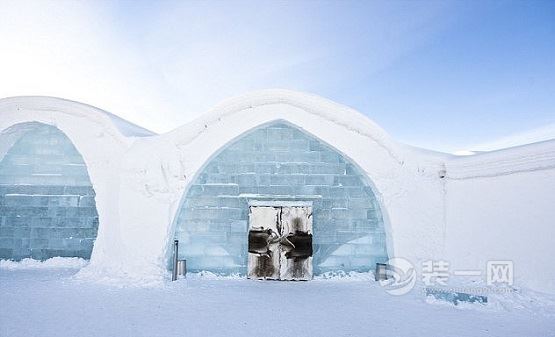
173,121,388,274
0,123,99,260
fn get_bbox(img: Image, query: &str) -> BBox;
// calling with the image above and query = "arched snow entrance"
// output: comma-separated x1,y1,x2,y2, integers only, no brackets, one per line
172,121,388,275
0,122,99,260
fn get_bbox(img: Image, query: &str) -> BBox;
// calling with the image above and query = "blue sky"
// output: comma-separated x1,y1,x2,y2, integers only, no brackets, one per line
0,0,553,152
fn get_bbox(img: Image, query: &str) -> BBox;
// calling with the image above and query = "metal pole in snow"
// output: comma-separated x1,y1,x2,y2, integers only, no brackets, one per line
172,240,179,281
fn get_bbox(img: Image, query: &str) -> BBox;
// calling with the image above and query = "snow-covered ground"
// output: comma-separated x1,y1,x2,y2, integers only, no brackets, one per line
1,262,554,337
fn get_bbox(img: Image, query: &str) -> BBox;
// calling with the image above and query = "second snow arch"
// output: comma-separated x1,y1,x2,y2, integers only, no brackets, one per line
173,121,388,274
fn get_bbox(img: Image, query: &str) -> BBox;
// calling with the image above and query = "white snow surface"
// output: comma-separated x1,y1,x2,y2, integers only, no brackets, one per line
1,267,554,337
0,257,88,270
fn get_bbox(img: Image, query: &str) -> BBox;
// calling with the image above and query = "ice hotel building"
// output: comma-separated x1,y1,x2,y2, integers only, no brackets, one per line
0,90,554,291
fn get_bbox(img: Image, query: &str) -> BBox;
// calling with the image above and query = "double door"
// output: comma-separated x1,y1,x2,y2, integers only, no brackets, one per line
247,206,313,281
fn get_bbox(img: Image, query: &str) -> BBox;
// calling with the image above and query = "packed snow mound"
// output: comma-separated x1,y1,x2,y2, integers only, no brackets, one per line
0,95,156,138
0,257,88,270
446,138,555,179
100,109,157,137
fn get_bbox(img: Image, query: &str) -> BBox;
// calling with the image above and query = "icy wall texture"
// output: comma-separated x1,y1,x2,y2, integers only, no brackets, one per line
174,122,388,274
0,123,98,260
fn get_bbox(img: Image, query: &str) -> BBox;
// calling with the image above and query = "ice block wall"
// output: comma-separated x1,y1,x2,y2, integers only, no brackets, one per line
173,122,388,274
0,122,99,260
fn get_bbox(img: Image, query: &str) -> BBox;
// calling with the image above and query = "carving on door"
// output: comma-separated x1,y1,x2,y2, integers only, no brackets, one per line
247,206,313,280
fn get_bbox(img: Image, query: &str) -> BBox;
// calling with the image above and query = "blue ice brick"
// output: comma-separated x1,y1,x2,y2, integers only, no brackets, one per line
4,217,26,227
186,185,204,197
267,127,293,141
202,184,239,196
214,164,237,174
0,227,14,237
80,238,95,250
319,150,343,163
279,151,320,163
305,175,335,185
78,207,97,217
249,128,268,141
238,186,258,194
54,196,80,207
288,139,309,151
230,220,247,232
4,195,30,206
78,196,96,207
30,227,50,239
329,187,347,198
335,176,362,186
205,174,236,184
330,199,348,208
64,186,93,195
257,175,271,186
180,221,207,232
258,185,293,195
348,198,370,209
187,197,220,208
30,238,48,249
218,197,243,208
190,208,242,221
237,174,257,186
313,209,331,220
352,220,373,231
271,174,304,186
348,208,368,220
295,185,317,195
253,163,275,174
189,232,227,244
267,141,290,151
0,248,14,258
312,186,331,197
54,217,79,227
47,238,64,248
250,152,276,162
309,163,345,174
218,208,243,219
346,187,365,198
309,140,322,151
236,164,255,173
29,207,51,217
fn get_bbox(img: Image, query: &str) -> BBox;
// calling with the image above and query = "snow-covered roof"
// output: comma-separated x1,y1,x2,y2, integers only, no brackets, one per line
0,96,156,138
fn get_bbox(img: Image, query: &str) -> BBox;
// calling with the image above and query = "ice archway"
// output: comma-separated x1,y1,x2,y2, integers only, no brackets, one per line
172,121,389,274
0,122,99,260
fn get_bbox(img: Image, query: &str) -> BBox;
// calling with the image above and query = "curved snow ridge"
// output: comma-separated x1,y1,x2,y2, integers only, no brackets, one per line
0,257,88,270
166,89,413,162
0,96,156,140
445,139,555,179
